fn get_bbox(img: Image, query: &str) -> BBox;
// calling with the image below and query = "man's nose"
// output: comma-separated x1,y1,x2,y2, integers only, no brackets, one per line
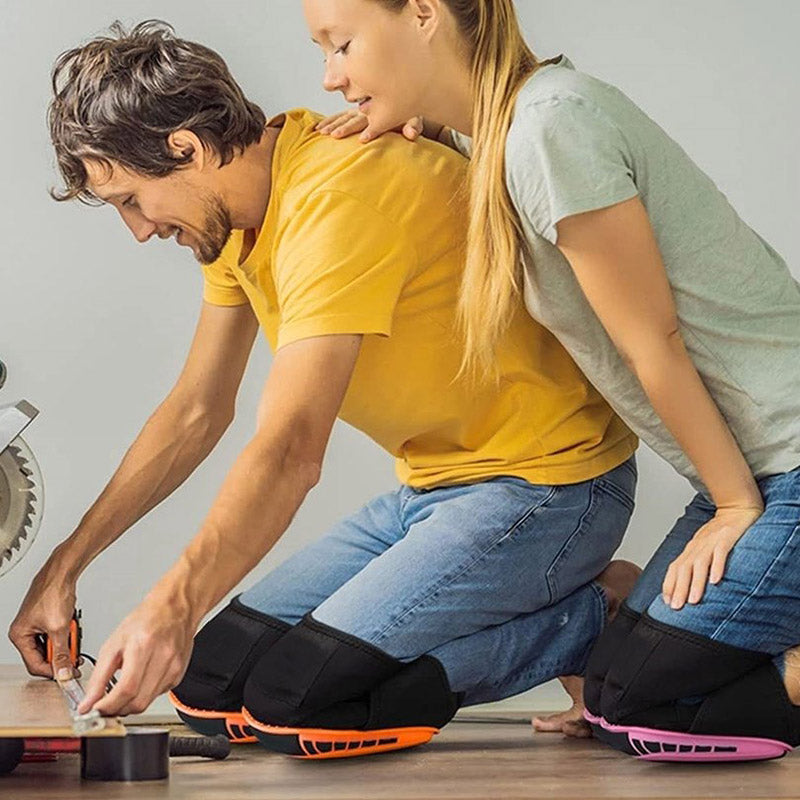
123,212,158,243
323,61,347,93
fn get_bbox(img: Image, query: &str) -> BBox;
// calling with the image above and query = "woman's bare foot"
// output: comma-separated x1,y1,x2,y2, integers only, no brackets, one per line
784,645,800,705
531,559,642,738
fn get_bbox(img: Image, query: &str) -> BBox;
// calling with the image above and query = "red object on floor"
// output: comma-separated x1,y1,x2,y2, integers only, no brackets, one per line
21,738,81,762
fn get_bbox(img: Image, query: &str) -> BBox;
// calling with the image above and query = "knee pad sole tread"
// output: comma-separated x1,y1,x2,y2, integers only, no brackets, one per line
596,715,792,762
168,691,256,743
241,707,438,759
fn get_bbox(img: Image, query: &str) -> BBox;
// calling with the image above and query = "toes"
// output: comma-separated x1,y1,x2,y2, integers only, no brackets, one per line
562,719,593,739
531,712,571,732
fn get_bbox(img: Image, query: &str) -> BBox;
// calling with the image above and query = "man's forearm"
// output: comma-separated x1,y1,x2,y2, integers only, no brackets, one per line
53,396,231,580
150,430,320,629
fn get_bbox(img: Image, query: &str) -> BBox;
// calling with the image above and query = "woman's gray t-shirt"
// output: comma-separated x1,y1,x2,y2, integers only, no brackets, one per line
452,56,800,493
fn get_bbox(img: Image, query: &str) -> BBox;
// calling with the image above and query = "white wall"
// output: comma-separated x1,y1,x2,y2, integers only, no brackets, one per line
1,1,797,711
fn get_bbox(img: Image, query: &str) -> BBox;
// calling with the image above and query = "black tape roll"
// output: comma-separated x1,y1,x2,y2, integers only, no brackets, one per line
81,727,169,782
0,738,24,775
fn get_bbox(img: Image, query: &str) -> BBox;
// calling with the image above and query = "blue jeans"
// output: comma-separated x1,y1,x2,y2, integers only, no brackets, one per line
626,465,800,666
239,457,637,706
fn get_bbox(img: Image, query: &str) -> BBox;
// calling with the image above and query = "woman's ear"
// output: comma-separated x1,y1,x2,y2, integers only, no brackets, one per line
408,0,442,39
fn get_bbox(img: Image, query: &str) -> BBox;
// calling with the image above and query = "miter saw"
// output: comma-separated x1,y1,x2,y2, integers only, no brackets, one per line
0,359,43,576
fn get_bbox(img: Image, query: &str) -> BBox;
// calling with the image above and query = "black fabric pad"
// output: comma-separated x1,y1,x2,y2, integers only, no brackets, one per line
690,663,799,743
172,595,290,711
243,614,461,730
584,602,640,715
601,613,770,725
608,663,800,748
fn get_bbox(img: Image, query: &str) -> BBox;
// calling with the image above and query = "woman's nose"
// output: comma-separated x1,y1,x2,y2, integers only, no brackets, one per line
323,61,347,93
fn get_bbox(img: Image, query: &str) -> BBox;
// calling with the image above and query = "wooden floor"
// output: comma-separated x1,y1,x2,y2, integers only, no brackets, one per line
4,716,800,800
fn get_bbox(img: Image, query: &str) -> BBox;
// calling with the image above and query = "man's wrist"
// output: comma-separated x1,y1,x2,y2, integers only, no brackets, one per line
150,558,208,630
47,541,84,585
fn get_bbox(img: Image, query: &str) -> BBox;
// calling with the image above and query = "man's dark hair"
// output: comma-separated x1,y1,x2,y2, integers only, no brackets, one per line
49,20,267,204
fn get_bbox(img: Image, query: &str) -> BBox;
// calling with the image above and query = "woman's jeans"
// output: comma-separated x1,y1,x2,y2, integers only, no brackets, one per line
626,465,800,668
239,456,637,706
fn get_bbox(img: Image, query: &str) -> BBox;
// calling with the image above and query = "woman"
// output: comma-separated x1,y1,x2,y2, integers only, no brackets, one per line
303,0,800,760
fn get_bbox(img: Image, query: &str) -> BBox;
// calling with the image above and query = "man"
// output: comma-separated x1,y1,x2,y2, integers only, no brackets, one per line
9,21,639,758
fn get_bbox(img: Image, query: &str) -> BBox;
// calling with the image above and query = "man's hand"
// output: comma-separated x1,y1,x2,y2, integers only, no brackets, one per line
315,110,426,143
662,505,763,610
9,552,78,680
78,593,194,716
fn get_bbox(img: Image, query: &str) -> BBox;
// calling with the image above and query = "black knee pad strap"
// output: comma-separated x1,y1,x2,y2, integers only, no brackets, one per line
243,613,402,727
172,595,290,712
601,613,769,724
584,602,640,716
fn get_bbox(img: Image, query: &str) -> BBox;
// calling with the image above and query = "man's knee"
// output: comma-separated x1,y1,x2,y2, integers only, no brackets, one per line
242,613,461,730
171,596,291,712
600,614,768,725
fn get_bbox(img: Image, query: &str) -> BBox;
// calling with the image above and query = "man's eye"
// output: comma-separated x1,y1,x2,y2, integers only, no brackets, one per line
122,196,136,208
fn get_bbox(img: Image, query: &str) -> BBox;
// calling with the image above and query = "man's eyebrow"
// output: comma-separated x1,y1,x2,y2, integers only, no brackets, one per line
91,190,125,203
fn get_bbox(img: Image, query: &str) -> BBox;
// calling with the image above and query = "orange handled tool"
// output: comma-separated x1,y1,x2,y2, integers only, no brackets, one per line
37,608,82,670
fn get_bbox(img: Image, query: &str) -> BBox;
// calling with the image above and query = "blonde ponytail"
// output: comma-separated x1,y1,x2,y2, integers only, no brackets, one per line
450,1,552,376
376,1,553,376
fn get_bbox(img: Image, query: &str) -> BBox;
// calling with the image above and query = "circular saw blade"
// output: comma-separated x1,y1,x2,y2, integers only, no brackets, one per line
0,436,44,577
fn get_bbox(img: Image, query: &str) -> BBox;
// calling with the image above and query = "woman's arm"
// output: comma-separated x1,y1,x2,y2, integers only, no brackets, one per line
315,110,456,149
555,195,764,609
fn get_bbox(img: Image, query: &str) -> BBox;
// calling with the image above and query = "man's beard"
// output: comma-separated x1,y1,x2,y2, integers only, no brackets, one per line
195,193,233,265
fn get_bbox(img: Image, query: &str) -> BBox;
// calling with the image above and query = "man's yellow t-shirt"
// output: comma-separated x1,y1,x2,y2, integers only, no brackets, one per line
202,108,637,489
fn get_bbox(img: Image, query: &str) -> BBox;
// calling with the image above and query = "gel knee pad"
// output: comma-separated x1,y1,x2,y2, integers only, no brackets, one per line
242,614,462,758
583,603,640,722
598,663,799,762
169,596,290,742
588,614,787,762
599,613,768,725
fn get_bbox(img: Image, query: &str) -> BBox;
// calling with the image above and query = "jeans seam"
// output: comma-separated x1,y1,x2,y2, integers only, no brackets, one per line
545,484,597,604
371,485,559,644
712,518,800,642
593,477,636,511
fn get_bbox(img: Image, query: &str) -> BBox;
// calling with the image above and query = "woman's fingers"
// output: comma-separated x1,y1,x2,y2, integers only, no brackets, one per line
668,560,693,610
709,544,730,585
662,563,677,604
315,110,358,130
687,558,712,605
317,110,427,144
330,116,369,138
316,110,367,137
402,116,424,141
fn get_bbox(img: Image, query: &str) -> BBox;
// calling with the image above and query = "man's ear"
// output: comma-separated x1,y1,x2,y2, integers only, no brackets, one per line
167,129,206,169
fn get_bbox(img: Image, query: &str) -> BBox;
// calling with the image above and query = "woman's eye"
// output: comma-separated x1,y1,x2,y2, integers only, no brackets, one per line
334,41,351,55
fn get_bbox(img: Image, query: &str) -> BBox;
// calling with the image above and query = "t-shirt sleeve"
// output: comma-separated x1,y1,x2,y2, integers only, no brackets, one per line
449,129,473,158
505,94,638,245
201,247,249,307
273,189,416,349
